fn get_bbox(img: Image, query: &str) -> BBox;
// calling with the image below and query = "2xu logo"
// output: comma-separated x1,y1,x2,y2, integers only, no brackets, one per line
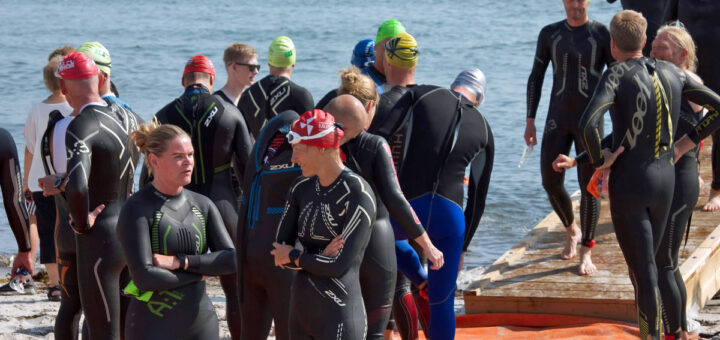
324,290,346,306
203,106,218,127
269,163,296,171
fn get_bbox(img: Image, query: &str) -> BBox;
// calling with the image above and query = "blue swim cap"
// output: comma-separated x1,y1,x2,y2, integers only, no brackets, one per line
351,39,375,69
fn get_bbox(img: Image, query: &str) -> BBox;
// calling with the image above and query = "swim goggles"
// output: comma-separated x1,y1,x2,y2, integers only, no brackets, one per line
286,123,343,144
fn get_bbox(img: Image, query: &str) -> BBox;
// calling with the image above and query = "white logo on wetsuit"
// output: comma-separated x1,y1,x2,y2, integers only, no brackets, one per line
203,106,218,127
269,163,296,171
624,73,652,150
72,141,90,155
324,290,346,306
270,86,288,107
195,234,201,253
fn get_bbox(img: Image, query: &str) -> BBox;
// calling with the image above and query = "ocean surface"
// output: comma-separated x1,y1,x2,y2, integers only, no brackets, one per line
0,0,620,271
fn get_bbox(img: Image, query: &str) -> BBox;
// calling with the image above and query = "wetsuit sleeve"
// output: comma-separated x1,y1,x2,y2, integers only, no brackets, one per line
232,111,252,182
64,115,97,233
315,89,338,110
117,203,202,291
579,72,617,167
298,187,375,278
274,179,300,246
527,27,551,119
185,201,237,276
664,0,679,23
372,139,425,239
463,124,494,252
0,132,31,252
575,136,612,164
297,88,315,114
683,76,720,143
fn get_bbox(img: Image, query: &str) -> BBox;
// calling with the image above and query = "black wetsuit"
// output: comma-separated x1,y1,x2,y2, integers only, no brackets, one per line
341,131,427,339
527,19,613,247
153,84,251,339
368,86,411,137
236,111,300,340
275,170,376,340
117,185,236,340
238,75,314,138
0,128,31,254
40,111,81,340
64,101,141,340
606,0,669,56
371,85,494,339
666,0,720,192
578,57,720,340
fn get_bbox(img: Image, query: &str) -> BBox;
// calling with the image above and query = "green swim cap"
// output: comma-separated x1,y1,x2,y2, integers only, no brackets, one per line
268,36,296,68
375,19,406,45
77,41,111,76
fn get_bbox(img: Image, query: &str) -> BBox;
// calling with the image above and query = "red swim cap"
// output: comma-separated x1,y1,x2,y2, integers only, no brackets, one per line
183,55,215,77
288,109,344,149
55,51,99,80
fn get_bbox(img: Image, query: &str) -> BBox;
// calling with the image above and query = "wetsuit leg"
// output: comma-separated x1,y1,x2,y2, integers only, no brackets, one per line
392,272,419,340
540,123,575,228
214,197,242,339
360,218,397,340
75,211,125,340
572,131,601,246
657,156,698,335
267,267,294,340
712,131,720,190
55,255,82,340
240,261,272,340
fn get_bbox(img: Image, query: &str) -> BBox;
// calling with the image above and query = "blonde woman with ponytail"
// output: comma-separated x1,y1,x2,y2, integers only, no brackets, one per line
117,122,236,340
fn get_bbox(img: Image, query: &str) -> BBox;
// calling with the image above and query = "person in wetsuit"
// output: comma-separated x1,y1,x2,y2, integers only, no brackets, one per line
554,10,720,340
524,0,614,275
77,42,133,110
236,110,300,340
58,51,142,340
216,43,259,106
149,55,251,339
665,0,720,212
238,36,314,138
119,122,236,340
606,0,669,56
324,94,445,340
272,109,376,339
314,38,377,110
0,128,33,278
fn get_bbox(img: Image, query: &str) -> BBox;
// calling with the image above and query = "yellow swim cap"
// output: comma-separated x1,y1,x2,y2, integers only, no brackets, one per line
268,36,296,68
384,32,418,69
77,42,111,76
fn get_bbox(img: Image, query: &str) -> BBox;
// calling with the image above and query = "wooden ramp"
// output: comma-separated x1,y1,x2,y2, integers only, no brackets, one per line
463,140,720,322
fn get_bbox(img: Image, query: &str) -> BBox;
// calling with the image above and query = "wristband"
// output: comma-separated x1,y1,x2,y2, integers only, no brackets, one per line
176,254,188,271
288,249,300,266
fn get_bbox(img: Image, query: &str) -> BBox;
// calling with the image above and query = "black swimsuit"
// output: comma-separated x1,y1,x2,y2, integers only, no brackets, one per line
118,185,236,340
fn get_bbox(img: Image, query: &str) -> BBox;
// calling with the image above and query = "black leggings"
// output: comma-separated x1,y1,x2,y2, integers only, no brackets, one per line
540,121,600,246
609,158,674,340
657,154,698,335
712,131,720,190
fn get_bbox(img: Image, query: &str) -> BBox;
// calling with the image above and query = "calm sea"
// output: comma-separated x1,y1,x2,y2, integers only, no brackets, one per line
0,0,620,271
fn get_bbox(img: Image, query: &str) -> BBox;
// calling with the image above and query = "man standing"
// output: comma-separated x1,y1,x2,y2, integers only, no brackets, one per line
238,36,313,138
524,0,614,275
60,51,142,339
77,42,133,110
151,55,252,339
606,0,669,56
216,43,259,106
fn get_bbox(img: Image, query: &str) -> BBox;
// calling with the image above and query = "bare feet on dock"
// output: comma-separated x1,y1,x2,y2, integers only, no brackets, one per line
561,223,581,260
703,189,720,212
578,246,596,275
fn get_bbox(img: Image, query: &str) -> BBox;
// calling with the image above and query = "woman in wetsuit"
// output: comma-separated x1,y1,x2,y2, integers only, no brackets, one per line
650,24,703,340
118,122,236,340
272,109,376,339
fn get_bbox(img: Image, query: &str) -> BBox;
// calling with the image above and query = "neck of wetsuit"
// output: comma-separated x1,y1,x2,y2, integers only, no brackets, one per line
183,83,210,96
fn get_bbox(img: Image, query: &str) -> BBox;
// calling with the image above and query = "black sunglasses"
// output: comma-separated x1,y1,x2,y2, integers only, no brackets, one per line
235,62,261,72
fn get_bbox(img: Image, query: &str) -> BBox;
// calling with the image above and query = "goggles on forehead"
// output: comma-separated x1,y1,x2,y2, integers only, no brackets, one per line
286,123,343,144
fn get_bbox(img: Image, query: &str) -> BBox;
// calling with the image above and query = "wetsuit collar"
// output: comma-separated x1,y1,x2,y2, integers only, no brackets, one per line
101,92,116,98
79,101,108,113
183,83,210,96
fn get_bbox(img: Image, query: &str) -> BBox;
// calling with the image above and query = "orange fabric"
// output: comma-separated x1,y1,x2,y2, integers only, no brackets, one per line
393,313,640,339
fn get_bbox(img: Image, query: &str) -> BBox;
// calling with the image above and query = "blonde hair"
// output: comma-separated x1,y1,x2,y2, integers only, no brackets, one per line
610,10,647,53
223,43,258,65
337,67,379,109
130,121,189,174
657,22,697,72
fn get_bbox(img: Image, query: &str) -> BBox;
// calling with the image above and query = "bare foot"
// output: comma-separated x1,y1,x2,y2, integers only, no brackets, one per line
703,189,720,212
578,246,596,275
561,223,581,260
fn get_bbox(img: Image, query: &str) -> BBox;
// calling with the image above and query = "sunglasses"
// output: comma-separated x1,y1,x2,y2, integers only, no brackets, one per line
235,62,261,72
286,124,342,144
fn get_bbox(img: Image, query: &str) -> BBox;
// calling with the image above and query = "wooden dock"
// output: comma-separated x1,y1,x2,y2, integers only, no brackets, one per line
463,141,720,322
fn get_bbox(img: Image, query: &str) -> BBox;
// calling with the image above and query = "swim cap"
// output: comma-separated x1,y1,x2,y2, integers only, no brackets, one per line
375,19,406,44
77,41,111,76
55,51,99,80
451,68,487,105
183,55,215,77
385,32,419,69
288,109,344,149
268,36,296,68
351,39,375,69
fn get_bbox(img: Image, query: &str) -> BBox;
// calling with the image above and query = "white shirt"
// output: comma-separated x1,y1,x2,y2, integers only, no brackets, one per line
23,101,72,192
51,117,75,174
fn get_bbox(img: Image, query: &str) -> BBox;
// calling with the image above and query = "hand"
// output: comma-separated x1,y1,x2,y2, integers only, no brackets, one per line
552,154,577,172
68,204,106,233
271,242,294,267
22,185,32,203
11,251,34,277
524,122,537,147
673,135,697,163
321,235,344,257
424,244,444,270
152,254,181,270
597,146,625,169
38,175,62,197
